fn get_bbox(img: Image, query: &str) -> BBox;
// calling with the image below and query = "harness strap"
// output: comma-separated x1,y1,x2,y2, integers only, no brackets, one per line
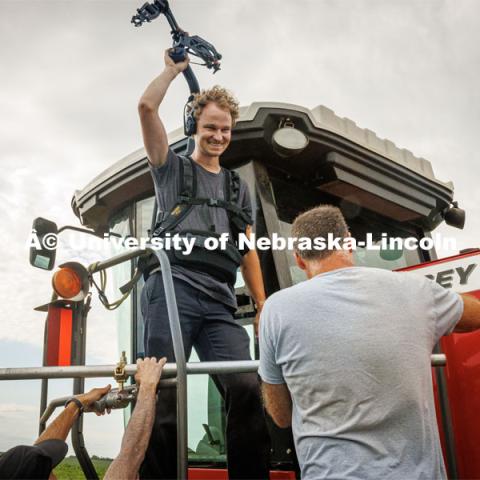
177,197,252,225
153,155,252,237
153,156,197,237
228,169,241,205
180,155,195,197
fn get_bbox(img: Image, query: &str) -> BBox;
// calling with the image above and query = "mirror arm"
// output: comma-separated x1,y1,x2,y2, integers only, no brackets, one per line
56,225,122,239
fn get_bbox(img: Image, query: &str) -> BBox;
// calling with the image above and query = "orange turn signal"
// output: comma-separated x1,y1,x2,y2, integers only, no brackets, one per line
52,267,82,299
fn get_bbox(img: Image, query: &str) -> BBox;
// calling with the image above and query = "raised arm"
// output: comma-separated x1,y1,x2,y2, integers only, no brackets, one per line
138,50,189,167
454,294,480,332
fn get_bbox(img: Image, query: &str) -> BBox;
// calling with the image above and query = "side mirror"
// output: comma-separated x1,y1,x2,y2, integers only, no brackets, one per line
29,217,58,270
444,202,466,230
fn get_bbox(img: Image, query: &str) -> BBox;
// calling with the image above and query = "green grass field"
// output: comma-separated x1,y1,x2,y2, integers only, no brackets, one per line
53,456,112,479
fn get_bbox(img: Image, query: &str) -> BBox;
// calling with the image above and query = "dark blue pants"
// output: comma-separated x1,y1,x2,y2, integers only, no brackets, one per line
139,273,270,479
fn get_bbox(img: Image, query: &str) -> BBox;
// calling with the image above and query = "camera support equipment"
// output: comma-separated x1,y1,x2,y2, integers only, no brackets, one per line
132,0,222,97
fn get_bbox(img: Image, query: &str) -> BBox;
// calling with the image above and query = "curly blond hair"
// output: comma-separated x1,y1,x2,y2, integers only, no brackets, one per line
190,85,240,126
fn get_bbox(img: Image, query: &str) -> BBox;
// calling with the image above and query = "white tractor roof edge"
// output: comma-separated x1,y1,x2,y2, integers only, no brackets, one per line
80,102,453,195
238,102,452,189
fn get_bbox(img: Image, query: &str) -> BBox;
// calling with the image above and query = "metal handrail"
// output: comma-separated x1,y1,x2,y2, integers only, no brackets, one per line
38,380,178,426
0,355,448,382
0,360,265,381
39,396,70,433
150,249,188,479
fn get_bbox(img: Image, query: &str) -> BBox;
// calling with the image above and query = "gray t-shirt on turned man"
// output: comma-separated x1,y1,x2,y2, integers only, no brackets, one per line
149,149,252,309
259,266,463,480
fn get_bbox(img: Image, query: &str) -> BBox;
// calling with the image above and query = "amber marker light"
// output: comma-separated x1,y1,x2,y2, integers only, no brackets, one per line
51,262,89,301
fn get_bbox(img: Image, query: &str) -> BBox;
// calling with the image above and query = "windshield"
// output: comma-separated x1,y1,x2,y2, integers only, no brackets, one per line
269,176,423,285
108,208,133,360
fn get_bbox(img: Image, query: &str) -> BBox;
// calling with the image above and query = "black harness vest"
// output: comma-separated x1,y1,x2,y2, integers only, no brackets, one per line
145,156,253,285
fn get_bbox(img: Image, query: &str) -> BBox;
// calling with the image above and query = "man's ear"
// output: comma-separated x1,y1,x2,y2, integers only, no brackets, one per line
346,231,353,253
294,252,307,271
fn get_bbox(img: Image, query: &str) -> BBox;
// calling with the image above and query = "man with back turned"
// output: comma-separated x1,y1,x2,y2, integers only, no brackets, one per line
259,204,480,479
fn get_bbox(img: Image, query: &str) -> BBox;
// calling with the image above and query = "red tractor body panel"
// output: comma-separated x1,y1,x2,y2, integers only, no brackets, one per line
399,250,480,478
188,469,296,479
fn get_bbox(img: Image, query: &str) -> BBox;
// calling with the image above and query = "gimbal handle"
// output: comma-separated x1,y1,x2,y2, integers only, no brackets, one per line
168,47,200,94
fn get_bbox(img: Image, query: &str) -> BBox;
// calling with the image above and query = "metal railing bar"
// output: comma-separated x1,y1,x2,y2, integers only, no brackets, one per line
88,247,147,274
0,355,447,381
152,249,188,479
40,396,70,425
39,379,179,426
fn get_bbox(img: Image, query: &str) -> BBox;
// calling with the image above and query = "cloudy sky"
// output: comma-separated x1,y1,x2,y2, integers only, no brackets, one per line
1,0,479,459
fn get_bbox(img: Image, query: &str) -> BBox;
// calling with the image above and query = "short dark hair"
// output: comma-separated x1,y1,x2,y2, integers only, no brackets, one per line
291,205,349,260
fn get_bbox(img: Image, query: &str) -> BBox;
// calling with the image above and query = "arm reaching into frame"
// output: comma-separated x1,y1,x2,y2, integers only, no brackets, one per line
455,293,480,332
104,357,167,480
34,385,111,444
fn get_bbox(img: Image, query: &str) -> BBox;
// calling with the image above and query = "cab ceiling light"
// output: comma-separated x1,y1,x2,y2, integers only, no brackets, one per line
271,118,309,158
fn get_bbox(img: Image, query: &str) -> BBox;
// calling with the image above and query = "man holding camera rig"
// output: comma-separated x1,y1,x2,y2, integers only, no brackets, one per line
137,50,270,479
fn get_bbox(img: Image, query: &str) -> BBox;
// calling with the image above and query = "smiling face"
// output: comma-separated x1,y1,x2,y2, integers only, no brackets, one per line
194,102,232,158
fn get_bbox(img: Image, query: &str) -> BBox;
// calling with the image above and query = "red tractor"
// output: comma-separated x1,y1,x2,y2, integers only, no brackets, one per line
2,101,477,479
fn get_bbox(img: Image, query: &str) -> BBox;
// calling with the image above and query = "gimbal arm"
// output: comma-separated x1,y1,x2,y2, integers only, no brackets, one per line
132,0,221,96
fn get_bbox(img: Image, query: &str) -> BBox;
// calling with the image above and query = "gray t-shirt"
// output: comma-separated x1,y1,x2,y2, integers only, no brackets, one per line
149,149,252,308
259,266,463,480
